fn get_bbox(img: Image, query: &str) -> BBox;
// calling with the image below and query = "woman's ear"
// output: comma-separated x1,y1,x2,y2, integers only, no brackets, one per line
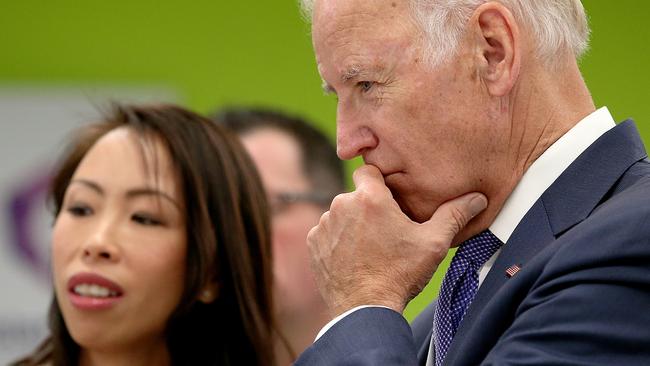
471,2,521,97
198,282,219,304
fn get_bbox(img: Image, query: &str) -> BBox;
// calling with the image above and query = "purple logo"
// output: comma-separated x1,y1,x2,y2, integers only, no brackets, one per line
7,169,52,281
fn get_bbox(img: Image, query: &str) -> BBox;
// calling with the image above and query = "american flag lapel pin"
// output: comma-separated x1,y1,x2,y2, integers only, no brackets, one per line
505,264,521,278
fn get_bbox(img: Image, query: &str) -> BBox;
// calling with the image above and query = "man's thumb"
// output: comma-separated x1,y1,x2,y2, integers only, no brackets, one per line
423,193,488,242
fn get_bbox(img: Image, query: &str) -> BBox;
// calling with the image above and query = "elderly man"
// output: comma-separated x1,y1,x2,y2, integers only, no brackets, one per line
297,0,650,365
213,107,345,365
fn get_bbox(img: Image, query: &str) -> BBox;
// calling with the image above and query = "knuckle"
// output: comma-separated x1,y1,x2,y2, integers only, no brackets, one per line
355,187,380,208
352,168,363,183
329,193,348,211
307,220,324,245
352,164,371,181
426,241,448,260
431,246,450,265
307,226,318,244
319,210,330,225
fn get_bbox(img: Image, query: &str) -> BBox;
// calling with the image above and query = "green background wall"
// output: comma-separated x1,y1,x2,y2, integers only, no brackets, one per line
2,1,648,321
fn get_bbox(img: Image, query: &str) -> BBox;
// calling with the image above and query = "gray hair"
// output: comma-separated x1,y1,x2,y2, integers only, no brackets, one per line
300,0,590,67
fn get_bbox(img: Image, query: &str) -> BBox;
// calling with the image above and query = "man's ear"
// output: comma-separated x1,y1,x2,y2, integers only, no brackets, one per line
198,281,219,304
470,2,521,97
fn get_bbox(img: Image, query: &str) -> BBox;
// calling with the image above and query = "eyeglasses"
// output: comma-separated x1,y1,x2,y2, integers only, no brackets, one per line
268,191,333,215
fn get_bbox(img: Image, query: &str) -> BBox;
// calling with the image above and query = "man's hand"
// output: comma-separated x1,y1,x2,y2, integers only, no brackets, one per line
307,164,488,316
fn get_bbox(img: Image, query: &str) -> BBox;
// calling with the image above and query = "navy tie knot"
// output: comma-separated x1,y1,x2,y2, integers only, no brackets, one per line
454,230,502,269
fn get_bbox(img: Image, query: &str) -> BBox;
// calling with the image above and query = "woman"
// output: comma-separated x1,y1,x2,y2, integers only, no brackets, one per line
16,103,275,365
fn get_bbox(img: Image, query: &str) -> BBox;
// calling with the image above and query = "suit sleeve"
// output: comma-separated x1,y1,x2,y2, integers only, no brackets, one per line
294,307,419,365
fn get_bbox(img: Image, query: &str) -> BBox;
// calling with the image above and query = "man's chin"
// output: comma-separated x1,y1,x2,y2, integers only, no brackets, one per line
394,191,491,243
394,195,435,224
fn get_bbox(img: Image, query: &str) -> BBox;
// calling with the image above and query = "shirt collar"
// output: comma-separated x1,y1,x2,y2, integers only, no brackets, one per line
489,107,616,243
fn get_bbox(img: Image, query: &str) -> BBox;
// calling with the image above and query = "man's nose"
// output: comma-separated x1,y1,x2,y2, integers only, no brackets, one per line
336,109,378,160
82,219,121,263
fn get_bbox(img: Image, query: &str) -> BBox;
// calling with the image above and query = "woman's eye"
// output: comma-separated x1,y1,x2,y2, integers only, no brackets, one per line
358,81,374,93
67,205,93,217
132,213,163,226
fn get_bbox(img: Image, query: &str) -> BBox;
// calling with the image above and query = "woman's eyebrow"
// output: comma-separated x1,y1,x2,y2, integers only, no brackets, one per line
69,179,103,194
69,179,181,211
126,188,182,211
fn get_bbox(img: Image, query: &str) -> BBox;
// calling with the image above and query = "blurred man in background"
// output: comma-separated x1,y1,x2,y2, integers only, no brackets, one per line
213,107,345,365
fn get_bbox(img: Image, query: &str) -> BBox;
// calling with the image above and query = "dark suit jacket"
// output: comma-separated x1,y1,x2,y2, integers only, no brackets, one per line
295,120,650,365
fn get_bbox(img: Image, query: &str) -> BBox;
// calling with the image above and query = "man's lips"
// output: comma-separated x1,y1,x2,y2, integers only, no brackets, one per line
364,162,403,186
381,170,404,185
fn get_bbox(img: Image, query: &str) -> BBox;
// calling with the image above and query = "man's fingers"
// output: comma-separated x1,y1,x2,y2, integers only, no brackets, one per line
423,192,488,243
308,211,329,245
352,164,385,190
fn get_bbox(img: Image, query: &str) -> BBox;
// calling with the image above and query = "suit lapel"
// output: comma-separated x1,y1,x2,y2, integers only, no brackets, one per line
417,330,433,366
441,120,647,365
542,120,647,235
416,311,436,365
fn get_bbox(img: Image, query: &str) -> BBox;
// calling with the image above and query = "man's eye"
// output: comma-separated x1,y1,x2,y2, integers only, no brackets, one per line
358,81,374,93
132,213,163,226
67,205,93,217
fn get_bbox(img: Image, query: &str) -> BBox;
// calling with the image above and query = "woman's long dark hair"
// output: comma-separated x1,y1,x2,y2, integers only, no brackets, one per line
16,103,275,365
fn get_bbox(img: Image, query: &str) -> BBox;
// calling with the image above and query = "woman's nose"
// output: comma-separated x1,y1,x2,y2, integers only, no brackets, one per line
82,220,120,263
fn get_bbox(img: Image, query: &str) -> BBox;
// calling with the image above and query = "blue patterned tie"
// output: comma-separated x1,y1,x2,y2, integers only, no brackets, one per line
433,230,502,366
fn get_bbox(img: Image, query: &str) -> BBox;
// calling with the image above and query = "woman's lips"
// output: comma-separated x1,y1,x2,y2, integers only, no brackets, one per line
67,272,124,310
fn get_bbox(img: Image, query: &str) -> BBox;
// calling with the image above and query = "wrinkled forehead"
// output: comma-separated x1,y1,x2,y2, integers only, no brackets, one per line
313,0,413,42
313,0,417,68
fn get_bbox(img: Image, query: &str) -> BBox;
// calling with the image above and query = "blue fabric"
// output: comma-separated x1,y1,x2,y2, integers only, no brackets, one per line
433,230,502,366
296,307,418,365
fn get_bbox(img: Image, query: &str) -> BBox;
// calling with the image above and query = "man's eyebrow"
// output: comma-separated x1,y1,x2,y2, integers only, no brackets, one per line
320,64,365,94
341,65,362,82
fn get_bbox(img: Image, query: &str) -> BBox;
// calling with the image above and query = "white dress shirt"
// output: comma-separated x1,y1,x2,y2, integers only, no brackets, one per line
316,107,616,343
